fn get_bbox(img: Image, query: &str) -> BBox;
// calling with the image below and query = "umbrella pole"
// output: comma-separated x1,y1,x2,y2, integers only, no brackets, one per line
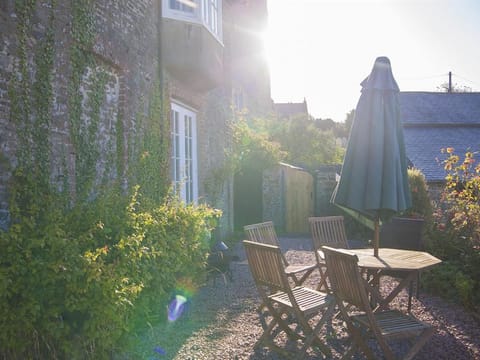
374,218,380,257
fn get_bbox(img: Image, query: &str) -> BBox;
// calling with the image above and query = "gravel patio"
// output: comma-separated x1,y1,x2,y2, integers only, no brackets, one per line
128,236,480,360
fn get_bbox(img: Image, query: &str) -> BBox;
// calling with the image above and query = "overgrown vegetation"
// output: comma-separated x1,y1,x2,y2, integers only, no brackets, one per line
422,148,480,311
402,168,434,233
1,1,221,358
0,183,220,358
232,118,286,172
234,114,344,172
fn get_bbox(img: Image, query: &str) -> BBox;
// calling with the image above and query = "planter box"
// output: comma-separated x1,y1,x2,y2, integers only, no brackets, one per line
380,217,425,250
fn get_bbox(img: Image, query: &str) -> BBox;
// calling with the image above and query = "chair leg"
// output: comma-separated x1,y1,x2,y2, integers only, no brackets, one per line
403,326,435,360
295,303,335,359
256,305,302,352
337,303,376,360
315,265,330,293
299,267,317,286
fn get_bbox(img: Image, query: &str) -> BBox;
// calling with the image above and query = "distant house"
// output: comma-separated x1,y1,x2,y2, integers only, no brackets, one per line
400,91,480,195
273,99,309,119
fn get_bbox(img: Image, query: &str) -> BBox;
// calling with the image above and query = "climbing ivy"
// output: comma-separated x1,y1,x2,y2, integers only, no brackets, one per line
8,0,57,218
2,1,218,358
10,0,36,168
32,0,56,184
130,82,171,208
68,0,102,200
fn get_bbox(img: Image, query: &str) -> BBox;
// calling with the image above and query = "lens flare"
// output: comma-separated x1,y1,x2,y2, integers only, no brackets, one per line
167,294,188,322
153,346,166,356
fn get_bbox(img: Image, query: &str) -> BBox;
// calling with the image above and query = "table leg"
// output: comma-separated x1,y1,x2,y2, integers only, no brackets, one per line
378,270,417,311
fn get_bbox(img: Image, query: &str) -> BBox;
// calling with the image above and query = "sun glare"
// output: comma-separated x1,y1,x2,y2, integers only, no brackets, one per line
264,3,311,103
265,0,421,121
261,27,275,75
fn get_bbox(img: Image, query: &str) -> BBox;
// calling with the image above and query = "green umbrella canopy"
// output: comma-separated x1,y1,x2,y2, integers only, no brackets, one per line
331,57,411,249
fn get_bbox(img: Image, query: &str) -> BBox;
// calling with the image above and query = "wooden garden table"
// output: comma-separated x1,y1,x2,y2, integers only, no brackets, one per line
347,248,442,311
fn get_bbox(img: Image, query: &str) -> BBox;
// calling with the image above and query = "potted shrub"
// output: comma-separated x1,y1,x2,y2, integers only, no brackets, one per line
380,168,433,250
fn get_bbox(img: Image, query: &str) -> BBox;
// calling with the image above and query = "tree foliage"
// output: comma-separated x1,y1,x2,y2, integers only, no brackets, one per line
232,114,345,172
232,118,286,172
265,114,344,170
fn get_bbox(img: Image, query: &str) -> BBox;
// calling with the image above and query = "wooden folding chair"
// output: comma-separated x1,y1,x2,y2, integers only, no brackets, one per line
308,216,349,292
244,221,317,286
322,246,435,360
243,240,335,359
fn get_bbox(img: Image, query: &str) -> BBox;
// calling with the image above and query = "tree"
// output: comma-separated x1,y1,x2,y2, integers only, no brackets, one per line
315,118,335,131
437,82,472,93
232,118,286,173
344,109,355,134
264,114,343,170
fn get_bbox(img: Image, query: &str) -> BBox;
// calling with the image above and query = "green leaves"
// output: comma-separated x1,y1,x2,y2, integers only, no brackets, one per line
425,148,480,311
0,183,220,358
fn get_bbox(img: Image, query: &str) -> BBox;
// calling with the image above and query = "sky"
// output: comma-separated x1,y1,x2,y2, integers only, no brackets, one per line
264,0,480,122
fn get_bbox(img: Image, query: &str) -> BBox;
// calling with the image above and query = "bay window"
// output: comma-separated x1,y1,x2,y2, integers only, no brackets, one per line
163,0,222,41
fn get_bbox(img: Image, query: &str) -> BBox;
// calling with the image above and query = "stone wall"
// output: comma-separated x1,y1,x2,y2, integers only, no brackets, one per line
199,87,234,235
314,164,342,216
0,0,160,229
263,165,285,230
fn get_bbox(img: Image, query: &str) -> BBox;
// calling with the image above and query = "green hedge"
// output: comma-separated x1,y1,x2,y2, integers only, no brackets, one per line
0,181,220,359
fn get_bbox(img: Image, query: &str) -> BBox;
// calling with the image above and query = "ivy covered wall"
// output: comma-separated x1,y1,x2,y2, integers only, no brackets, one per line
0,1,228,356
0,0,273,240
0,0,169,227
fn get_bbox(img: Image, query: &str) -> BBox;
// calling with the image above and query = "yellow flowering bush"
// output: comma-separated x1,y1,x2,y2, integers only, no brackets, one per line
424,148,480,310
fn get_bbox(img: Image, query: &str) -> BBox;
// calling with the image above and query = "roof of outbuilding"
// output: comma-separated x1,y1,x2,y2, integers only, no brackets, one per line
399,92,480,182
273,100,308,118
403,126,480,182
400,92,480,125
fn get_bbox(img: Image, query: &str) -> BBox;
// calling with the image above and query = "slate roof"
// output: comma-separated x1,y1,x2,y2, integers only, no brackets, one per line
273,100,308,118
399,92,480,182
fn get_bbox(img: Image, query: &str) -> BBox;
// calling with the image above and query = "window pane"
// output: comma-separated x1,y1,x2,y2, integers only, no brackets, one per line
171,103,197,203
170,0,194,13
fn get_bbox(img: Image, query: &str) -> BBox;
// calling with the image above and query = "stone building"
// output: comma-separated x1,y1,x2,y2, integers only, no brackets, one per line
0,0,272,234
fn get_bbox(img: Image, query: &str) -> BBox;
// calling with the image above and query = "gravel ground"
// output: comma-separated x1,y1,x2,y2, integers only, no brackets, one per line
136,237,480,360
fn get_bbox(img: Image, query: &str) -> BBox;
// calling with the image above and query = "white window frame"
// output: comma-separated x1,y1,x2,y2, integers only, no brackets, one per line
171,102,198,204
162,0,223,43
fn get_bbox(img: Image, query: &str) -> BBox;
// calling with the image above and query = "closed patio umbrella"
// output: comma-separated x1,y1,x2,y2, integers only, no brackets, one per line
331,56,411,256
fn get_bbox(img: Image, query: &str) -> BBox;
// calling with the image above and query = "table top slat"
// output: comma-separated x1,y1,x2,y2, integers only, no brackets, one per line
346,248,441,271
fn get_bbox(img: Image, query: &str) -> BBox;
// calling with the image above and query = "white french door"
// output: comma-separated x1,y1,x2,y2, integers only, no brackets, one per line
171,102,198,203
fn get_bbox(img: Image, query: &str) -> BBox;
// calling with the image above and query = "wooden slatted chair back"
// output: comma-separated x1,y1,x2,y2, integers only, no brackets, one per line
244,221,278,246
243,240,289,292
322,246,368,309
244,221,290,267
309,216,348,251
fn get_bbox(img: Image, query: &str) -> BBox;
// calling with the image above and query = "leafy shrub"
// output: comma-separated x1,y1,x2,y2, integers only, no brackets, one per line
402,168,433,222
400,168,434,242
423,148,480,310
0,176,220,359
